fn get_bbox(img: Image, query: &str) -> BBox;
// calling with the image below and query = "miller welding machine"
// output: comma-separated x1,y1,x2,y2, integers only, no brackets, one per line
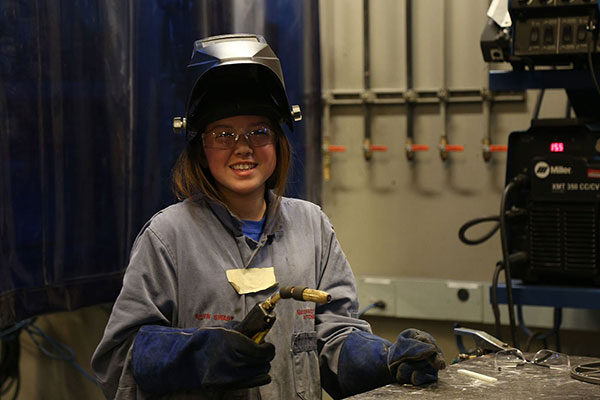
482,0,600,286
505,119,600,286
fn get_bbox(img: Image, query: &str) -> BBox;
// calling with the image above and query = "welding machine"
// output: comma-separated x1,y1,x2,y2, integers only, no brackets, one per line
476,0,600,349
504,119,600,286
481,1,600,286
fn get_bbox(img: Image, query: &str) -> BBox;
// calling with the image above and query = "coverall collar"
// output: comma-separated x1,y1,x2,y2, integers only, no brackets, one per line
203,190,283,238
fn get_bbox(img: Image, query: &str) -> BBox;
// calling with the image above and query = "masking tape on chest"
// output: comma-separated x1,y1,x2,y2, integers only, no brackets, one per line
226,267,277,295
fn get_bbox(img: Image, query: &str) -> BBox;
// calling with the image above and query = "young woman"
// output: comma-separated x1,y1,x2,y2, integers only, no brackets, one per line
91,34,445,400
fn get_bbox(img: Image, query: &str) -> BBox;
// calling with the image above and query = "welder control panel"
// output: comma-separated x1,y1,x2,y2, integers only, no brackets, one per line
507,120,600,202
509,0,600,62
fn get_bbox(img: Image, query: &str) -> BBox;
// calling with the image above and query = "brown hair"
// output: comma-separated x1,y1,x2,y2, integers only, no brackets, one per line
171,126,292,217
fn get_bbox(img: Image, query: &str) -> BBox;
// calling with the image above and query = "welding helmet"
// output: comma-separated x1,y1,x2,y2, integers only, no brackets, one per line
173,33,302,141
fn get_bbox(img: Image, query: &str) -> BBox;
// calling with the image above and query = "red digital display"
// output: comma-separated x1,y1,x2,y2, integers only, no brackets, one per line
550,142,564,152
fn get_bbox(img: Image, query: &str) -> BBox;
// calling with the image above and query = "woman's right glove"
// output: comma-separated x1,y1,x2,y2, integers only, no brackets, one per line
132,325,275,394
333,328,446,398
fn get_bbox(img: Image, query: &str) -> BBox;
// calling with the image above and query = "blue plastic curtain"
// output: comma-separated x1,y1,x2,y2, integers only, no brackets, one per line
0,0,321,329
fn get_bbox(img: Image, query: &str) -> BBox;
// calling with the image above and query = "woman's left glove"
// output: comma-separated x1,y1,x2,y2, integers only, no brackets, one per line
333,329,446,398
389,328,446,385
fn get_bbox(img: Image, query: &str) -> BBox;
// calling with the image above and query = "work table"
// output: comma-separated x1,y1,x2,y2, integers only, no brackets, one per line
349,354,600,399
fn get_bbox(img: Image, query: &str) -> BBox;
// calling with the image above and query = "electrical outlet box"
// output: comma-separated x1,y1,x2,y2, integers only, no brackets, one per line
394,278,484,323
356,275,600,332
356,276,397,317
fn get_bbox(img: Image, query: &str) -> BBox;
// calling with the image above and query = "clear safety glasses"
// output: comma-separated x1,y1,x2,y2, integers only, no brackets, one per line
202,126,276,149
494,348,570,371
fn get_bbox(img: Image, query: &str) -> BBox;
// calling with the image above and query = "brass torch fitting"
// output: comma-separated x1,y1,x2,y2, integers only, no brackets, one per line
279,286,332,304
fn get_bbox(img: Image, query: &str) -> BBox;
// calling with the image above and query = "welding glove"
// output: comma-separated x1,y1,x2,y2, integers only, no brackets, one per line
132,324,275,394
335,329,446,397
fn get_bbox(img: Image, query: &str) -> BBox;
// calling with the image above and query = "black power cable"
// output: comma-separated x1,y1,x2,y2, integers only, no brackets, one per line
458,174,529,349
533,89,545,121
458,216,500,246
491,261,504,340
499,174,529,349
587,10,600,97
358,301,387,318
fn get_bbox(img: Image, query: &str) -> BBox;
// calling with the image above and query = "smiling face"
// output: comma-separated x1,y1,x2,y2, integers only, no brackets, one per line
202,115,277,203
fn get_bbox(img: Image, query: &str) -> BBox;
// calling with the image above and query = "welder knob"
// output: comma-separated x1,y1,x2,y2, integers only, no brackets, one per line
173,117,186,134
291,105,302,122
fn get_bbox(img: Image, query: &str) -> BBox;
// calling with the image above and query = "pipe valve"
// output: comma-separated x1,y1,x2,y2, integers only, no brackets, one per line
323,139,346,182
439,136,464,161
363,138,388,161
482,138,508,162
405,137,429,161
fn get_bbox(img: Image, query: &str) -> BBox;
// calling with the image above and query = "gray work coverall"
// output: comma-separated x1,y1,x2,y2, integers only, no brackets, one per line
91,193,371,399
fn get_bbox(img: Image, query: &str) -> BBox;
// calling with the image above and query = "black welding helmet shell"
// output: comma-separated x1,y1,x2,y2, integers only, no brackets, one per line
179,34,299,141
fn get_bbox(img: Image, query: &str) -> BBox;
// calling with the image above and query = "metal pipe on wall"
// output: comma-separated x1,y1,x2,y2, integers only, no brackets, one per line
321,95,346,182
481,23,508,162
481,88,508,161
482,90,493,162
438,1,463,161
363,0,372,161
404,0,428,160
439,0,449,161
362,0,387,161
405,0,415,160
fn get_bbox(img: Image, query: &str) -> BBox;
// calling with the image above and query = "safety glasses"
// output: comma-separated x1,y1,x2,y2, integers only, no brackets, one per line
202,126,276,149
494,348,570,371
